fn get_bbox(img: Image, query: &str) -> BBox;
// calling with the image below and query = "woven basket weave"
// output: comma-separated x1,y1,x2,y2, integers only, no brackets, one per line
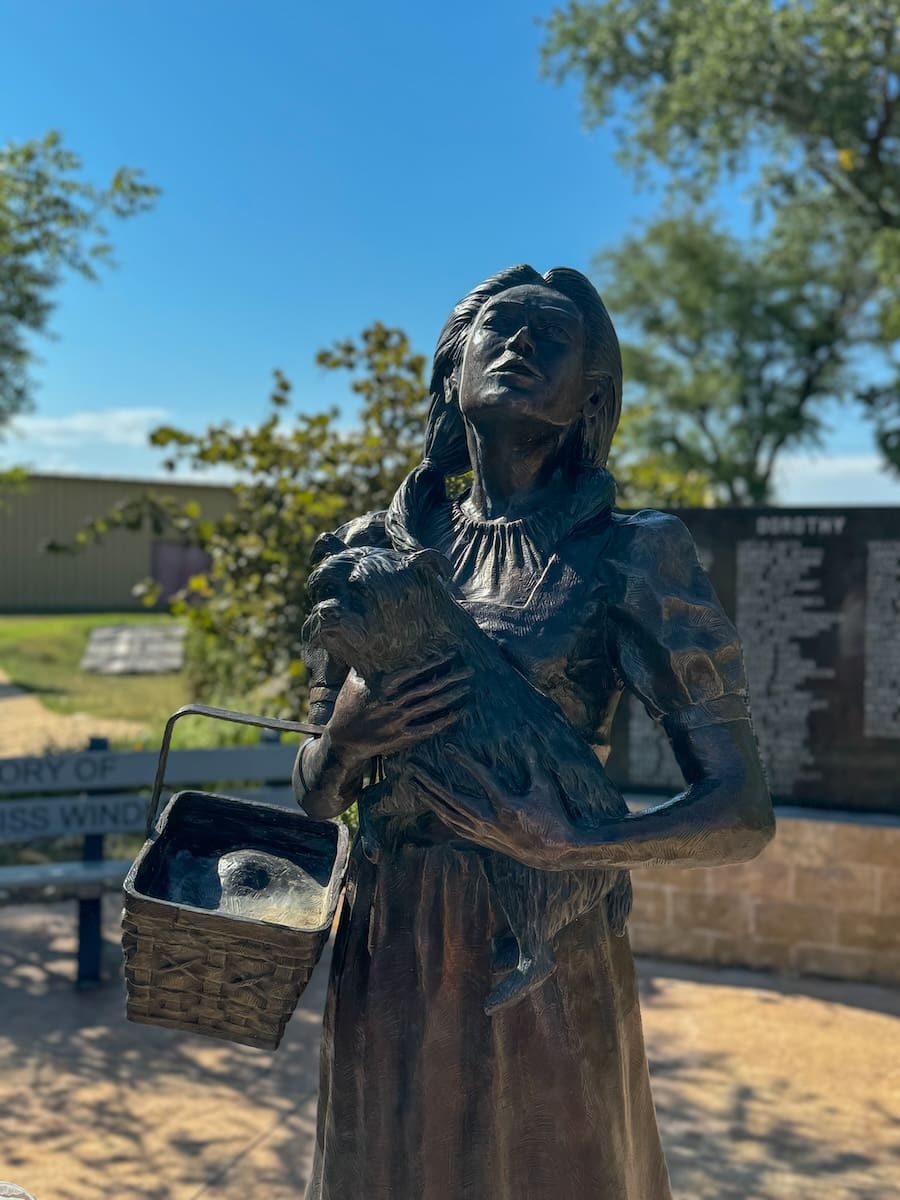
123,789,348,1050
122,705,346,1052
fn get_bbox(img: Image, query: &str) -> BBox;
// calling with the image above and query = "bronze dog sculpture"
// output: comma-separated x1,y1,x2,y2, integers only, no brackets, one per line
302,542,632,1014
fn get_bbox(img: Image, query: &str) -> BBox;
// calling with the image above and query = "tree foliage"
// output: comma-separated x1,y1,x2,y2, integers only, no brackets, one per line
0,130,159,429
543,0,899,218
55,325,429,717
603,212,883,502
543,0,900,482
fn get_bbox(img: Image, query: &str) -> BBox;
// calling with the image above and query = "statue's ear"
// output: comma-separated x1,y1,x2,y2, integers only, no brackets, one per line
585,375,612,417
409,548,453,581
309,531,348,567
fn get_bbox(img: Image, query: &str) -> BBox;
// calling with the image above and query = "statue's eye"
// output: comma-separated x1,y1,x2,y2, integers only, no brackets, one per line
540,323,570,342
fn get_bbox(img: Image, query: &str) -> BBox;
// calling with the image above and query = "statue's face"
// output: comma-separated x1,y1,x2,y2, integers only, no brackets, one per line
457,284,589,431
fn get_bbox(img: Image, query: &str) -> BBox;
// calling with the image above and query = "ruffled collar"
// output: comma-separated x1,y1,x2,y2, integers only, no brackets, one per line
421,466,616,605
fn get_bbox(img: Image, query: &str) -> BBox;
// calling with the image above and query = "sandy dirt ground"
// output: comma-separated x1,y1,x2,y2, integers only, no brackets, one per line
0,671,146,757
0,898,897,1200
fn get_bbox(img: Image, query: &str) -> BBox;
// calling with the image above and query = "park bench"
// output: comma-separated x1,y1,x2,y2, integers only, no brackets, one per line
0,729,303,987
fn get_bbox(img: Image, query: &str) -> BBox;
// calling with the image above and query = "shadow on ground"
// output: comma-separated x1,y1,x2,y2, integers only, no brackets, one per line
0,899,323,1199
0,905,898,1199
641,958,900,1199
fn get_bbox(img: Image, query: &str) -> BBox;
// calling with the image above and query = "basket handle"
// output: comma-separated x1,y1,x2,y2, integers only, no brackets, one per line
146,703,326,835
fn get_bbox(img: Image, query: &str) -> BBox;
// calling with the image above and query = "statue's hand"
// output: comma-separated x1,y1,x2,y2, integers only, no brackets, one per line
327,657,472,768
407,746,580,869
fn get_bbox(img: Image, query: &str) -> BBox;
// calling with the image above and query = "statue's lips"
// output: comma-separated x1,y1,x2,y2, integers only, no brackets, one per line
488,356,543,381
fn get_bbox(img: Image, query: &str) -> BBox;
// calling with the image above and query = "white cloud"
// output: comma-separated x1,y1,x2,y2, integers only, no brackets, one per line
8,407,171,449
773,453,900,506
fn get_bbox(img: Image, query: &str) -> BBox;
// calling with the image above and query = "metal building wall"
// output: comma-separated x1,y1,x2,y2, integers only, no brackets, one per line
0,474,235,612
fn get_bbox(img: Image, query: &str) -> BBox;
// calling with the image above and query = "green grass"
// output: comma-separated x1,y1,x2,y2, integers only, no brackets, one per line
0,612,190,733
0,614,278,865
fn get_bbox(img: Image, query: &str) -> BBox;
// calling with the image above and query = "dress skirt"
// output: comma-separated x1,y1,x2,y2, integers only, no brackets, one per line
304,833,672,1200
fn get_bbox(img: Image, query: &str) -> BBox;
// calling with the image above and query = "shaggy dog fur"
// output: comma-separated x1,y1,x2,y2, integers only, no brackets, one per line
302,543,632,1015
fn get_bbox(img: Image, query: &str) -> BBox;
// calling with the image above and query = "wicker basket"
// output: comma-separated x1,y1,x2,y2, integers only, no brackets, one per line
122,705,347,1051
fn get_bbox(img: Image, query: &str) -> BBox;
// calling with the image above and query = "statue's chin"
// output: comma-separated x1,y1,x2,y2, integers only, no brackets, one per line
460,391,573,437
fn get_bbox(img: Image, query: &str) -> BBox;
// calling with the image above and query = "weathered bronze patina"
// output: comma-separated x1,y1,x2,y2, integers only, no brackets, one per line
296,266,774,1199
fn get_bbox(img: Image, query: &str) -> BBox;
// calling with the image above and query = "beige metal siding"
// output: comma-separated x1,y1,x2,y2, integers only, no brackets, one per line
0,475,235,612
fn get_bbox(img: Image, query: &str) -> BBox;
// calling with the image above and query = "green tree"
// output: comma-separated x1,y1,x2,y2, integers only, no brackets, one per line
57,325,429,717
0,130,159,430
603,212,882,503
543,0,900,477
610,403,715,506
542,0,899,221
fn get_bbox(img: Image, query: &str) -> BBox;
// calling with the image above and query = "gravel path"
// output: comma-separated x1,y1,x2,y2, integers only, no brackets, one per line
0,670,146,757
0,899,897,1199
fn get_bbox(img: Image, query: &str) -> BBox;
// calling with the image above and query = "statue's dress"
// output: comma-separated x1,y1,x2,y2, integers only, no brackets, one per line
302,469,748,1200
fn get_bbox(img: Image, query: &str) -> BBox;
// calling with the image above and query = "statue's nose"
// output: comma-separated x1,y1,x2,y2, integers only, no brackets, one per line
506,324,535,356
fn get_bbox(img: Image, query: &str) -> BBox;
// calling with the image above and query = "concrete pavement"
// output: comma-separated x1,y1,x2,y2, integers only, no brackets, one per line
0,898,898,1199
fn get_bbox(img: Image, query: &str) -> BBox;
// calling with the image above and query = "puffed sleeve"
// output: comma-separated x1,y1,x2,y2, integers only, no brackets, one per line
604,511,750,737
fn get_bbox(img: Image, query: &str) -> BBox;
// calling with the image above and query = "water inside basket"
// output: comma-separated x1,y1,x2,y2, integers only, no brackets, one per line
146,846,331,930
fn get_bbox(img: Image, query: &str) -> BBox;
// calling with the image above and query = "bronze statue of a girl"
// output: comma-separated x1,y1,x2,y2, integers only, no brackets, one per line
295,265,774,1199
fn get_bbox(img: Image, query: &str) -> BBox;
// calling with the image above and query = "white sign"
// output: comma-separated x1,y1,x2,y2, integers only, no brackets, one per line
0,793,147,842
0,745,297,797
0,786,298,844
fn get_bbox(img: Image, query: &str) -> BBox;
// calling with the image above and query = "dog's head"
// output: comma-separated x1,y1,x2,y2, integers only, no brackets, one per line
302,544,454,674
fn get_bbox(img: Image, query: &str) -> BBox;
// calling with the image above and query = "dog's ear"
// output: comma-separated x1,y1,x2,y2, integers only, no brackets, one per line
309,531,349,567
409,548,453,582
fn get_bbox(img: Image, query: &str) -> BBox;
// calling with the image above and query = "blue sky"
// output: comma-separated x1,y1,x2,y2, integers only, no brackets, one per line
3,0,899,505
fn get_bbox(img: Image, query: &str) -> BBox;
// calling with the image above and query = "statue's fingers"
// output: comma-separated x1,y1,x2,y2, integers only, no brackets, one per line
432,808,488,844
402,683,470,721
407,766,492,822
406,766,467,804
382,655,460,697
405,709,464,738
407,768,467,816
444,747,503,804
395,666,473,705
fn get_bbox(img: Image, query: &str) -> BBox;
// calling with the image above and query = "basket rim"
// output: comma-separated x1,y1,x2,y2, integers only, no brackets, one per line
123,788,349,937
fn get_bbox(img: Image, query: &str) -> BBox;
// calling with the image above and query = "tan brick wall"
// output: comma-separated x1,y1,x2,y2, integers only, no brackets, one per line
628,809,900,988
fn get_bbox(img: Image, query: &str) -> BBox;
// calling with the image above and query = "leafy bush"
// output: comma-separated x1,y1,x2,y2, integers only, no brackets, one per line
56,325,429,718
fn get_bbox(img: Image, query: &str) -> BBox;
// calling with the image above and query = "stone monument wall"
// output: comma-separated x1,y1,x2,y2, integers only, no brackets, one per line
615,506,899,987
610,506,900,817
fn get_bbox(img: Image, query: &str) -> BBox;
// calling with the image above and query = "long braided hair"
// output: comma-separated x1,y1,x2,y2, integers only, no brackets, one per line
386,265,623,553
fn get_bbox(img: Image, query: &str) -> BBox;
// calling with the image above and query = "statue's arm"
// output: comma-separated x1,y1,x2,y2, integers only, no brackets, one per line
551,713,773,871
570,513,774,868
557,511,774,869
412,711,772,872
410,512,773,871
573,511,777,868
293,657,368,820
293,512,388,820
294,734,370,821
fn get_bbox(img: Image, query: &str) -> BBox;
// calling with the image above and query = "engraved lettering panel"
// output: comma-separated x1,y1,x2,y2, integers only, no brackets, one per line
864,541,900,740
610,508,900,815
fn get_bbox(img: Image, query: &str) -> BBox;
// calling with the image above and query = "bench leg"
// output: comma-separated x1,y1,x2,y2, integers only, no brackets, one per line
76,829,105,989
76,896,103,989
